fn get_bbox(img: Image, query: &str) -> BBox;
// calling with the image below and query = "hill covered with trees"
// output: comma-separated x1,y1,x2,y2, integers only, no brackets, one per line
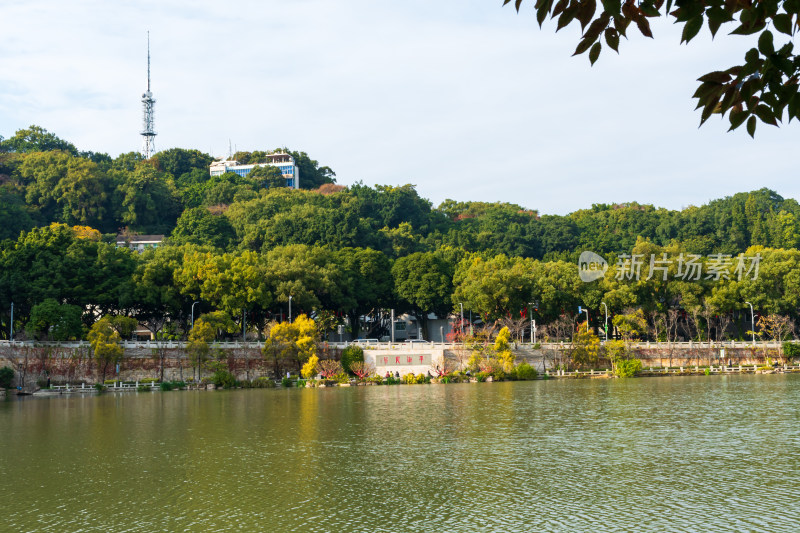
1,125,799,343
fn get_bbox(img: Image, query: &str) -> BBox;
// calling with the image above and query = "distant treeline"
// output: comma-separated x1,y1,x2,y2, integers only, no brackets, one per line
1,125,799,342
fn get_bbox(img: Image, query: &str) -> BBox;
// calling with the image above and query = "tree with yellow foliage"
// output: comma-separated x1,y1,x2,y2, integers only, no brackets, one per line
263,314,318,376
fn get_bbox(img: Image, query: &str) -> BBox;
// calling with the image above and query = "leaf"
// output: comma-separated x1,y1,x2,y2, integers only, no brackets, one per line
753,104,780,126
573,36,595,56
639,2,660,17
605,27,620,52
589,42,602,65
699,92,722,125
728,109,749,131
613,15,631,37
557,8,577,31
681,16,703,43
537,1,551,26
788,94,800,123
719,85,739,112
577,0,597,30
758,30,774,56
773,14,793,35
746,115,757,137
552,0,569,18
730,21,767,35
584,13,611,42
517,0,524,11
697,71,732,84
601,0,621,14
635,14,654,37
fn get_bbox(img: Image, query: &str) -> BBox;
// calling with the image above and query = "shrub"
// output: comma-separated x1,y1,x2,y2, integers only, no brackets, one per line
318,359,344,378
0,367,14,389
210,370,238,389
402,373,417,384
474,371,490,382
614,358,642,378
515,363,538,380
159,382,174,391
103,379,117,385
137,385,151,392
349,360,376,380
783,342,800,360
386,376,401,385
281,376,293,388
94,383,107,392
341,345,364,374
140,378,157,384
171,381,187,389
333,372,350,384
301,354,319,379
415,373,430,384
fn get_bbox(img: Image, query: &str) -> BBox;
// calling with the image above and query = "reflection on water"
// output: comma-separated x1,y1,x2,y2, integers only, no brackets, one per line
2,375,799,532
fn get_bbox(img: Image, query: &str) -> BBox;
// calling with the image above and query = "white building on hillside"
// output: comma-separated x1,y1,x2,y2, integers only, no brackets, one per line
209,152,299,188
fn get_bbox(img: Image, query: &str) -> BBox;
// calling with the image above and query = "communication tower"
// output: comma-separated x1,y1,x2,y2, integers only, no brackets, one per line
140,31,156,158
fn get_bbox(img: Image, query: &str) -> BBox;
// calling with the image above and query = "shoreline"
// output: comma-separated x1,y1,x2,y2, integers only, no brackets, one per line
5,364,797,400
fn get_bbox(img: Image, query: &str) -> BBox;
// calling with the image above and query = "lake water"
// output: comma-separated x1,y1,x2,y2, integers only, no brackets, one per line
2,375,799,532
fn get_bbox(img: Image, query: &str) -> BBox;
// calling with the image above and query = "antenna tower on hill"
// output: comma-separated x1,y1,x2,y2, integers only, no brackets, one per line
140,31,156,158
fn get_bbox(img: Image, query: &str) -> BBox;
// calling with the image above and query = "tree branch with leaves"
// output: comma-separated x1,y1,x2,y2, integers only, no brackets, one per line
504,0,800,136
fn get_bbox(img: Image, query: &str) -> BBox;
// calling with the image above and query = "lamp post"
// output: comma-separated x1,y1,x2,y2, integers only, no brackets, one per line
601,302,608,341
745,301,755,345
579,306,589,333
191,301,199,330
528,302,535,344
288,295,293,323
9,302,13,342
459,302,464,336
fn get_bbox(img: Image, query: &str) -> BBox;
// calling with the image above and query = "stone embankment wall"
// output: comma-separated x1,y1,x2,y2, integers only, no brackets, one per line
0,344,269,386
0,342,777,387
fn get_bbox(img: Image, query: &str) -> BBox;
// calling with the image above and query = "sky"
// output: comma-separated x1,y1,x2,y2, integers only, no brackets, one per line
1,0,798,215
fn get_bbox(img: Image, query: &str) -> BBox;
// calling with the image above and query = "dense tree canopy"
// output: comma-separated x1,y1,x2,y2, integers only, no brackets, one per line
2,125,800,343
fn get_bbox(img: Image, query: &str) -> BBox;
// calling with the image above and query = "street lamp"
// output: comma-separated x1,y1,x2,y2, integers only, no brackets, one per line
579,306,589,333
288,295,293,323
459,302,464,336
9,302,13,342
601,302,609,341
745,301,755,345
191,301,199,330
528,302,536,344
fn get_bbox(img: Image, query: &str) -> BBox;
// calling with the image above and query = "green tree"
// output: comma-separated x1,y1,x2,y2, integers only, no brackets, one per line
170,207,237,250
392,252,454,340
504,0,800,135
28,298,83,340
152,148,213,179
116,163,180,233
0,125,78,154
247,164,286,189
